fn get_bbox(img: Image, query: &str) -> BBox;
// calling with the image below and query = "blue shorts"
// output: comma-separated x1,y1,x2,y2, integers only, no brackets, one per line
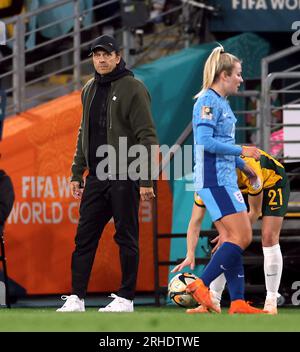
197,186,247,222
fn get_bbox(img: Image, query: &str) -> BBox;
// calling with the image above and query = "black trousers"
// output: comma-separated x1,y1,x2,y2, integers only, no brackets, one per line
71,176,140,300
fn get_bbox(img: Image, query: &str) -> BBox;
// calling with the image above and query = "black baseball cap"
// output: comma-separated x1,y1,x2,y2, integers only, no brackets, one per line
89,35,119,55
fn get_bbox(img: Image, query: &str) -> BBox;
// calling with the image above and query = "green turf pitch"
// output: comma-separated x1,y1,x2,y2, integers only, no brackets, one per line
0,306,299,332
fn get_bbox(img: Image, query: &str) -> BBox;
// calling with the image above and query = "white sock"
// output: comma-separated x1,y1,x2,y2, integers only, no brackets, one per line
209,273,226,302
263,244,283,302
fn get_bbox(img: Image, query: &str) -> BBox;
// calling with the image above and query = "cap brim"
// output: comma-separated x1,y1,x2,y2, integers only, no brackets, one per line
88,45,114,56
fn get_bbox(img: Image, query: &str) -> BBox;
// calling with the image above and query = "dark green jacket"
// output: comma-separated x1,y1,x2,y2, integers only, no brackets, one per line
71,75,158,187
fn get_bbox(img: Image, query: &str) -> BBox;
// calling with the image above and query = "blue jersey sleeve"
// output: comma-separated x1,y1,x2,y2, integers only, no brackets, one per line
193,93,242,156
193,95,220,129
196,125,242,155
236,156,246,169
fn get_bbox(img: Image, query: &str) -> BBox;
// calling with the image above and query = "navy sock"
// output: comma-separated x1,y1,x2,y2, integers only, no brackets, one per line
224,263,245,301
201,242,243,287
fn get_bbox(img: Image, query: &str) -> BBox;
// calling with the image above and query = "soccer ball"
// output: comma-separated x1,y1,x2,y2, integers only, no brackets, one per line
168,272,199,308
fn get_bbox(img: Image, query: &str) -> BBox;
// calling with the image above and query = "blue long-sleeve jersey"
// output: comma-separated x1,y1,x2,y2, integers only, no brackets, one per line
193,88,243,190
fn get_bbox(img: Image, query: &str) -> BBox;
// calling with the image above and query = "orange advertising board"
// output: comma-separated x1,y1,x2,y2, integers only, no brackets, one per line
1,92,172,295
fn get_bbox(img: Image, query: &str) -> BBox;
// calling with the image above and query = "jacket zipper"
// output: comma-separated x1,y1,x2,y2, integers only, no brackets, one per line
108,91,114,130
107,85,113,178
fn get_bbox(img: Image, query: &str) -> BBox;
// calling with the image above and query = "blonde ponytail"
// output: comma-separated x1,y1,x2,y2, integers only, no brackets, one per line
194,44,241,99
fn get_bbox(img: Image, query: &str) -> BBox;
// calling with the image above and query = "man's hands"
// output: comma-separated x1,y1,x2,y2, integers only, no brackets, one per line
140,187,155,201
70,183,155,201
70,181,84,200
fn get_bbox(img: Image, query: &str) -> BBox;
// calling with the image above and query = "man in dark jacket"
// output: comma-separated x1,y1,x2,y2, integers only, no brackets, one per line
57,35,158,312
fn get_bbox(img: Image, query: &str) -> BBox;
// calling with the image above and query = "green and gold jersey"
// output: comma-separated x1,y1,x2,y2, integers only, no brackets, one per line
237,149,286,195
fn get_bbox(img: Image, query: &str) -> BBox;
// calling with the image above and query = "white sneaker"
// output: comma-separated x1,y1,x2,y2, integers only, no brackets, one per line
98,293,134,312
56,295,85,312
264,298,278,315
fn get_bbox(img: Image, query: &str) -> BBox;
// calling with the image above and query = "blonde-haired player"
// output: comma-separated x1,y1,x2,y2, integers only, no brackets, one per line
187,43,264,314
